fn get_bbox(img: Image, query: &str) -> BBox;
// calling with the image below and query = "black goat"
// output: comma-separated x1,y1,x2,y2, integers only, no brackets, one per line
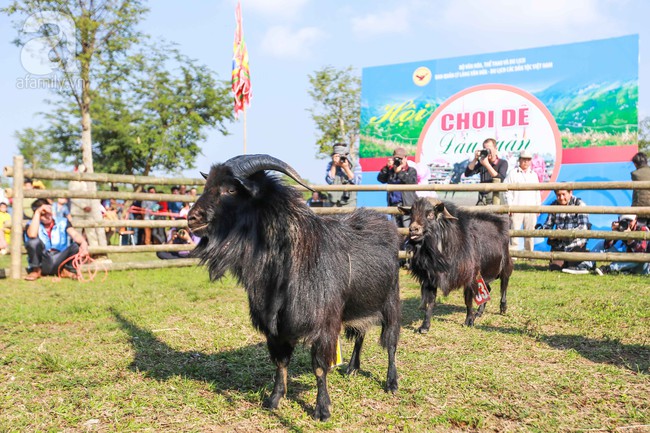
187,154,401,421
399,198,512,330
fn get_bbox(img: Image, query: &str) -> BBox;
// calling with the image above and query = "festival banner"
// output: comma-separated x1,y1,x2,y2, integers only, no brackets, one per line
359,35,639,234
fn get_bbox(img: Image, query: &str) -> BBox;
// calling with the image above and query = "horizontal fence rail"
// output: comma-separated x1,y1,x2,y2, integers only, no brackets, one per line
4,157,650,278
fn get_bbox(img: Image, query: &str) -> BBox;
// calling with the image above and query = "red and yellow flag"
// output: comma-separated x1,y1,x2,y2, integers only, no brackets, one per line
232,1,251,117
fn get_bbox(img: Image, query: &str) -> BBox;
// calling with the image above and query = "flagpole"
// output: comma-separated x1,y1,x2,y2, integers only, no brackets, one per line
243,107,247,154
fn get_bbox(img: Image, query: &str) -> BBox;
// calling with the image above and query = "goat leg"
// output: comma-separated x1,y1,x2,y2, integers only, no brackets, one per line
463,285,476,326
499,274,509,315
263,337,294,410
418,284,437,334
344,328,364,375
311,342,332,421
381,285,400,393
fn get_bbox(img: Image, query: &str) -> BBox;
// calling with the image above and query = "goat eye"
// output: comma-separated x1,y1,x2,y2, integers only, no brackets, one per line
227,187,237,195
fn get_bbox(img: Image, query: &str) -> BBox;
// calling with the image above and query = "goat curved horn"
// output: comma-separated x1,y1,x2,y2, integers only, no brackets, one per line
225,154,314,191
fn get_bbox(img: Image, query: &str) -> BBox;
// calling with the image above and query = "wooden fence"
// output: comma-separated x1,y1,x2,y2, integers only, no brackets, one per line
3,155,650,279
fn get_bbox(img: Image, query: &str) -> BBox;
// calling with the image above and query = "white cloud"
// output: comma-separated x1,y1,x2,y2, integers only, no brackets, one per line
241,0,309,20
351,7,410,37
441,0,609,32
261,25,325,58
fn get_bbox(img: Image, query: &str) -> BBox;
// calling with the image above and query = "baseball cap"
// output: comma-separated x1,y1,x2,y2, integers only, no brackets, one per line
393,147,407,158
519,150,533,159
619,214,636,221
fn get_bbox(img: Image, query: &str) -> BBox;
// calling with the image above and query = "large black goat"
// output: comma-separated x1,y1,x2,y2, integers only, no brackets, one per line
187,154,401,421
399,198,513,330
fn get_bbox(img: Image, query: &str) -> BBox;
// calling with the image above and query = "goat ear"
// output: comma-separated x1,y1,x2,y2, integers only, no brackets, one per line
234,176,260,197
397,205,411,215
435,202,458,220
200,171,208,180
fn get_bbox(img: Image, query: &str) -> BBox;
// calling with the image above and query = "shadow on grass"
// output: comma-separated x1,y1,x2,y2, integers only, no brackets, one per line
479,325,649,374
111,309,316,422
401,296,467,331
111,308,390,426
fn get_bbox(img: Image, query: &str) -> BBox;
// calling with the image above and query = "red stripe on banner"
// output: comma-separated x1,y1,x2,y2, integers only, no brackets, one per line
562,145,638,164
361,157,416,172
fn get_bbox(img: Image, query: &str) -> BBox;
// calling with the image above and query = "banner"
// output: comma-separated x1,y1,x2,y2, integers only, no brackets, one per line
359,35,639,236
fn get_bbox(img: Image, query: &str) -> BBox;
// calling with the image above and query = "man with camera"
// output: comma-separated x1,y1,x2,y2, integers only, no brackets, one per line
464,138,509,205
577,214,649,275
156,227,199,260
325,143,362,207
377,147,418,228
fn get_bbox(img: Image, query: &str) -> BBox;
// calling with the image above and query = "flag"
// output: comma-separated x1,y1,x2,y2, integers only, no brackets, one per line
232,1,251,117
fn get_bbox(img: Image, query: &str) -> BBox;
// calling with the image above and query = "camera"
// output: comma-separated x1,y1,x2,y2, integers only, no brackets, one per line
479,149,490,159
393,157,403,166
617,219,630,232
177,229,187,237
339,155,347,163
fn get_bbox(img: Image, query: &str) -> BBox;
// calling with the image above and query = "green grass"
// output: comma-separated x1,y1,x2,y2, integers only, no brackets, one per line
1,261,648,432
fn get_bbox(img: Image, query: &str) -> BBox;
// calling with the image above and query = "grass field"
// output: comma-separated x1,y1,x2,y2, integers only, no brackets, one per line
1,258,648,432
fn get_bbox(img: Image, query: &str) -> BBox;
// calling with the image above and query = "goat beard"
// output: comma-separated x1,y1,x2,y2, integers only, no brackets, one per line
191,234,241,281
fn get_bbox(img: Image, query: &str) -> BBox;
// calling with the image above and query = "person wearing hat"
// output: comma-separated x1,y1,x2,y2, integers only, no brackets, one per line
377,147,418,228
504,150,541,252
464,138,509,205
325,143,362,207
565,214,649,275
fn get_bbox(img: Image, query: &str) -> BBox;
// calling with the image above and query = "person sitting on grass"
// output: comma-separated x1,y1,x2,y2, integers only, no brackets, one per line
23,198,89,281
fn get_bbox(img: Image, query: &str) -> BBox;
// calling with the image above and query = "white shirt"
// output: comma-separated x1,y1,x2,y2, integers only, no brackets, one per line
504,166,541,206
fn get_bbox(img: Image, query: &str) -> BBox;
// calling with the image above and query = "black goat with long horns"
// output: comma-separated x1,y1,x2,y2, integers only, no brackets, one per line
187,154,401,421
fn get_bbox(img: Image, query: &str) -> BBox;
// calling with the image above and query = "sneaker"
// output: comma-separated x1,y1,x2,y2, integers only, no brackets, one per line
562,267,589,275
597,265,611,275
594,267,604,276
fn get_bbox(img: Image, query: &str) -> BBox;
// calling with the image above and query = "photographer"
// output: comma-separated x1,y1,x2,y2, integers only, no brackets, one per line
156,227,199,260
582,215,649,275
377,147,417,228
464,138,508,205
325,143,362,207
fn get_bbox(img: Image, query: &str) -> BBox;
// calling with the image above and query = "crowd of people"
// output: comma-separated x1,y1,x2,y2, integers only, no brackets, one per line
1,146,648,280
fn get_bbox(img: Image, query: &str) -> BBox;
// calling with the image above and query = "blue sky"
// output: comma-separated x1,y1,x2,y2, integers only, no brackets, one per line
1,0,649,185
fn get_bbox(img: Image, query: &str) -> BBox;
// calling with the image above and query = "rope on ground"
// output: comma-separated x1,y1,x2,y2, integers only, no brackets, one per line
55,253,108,282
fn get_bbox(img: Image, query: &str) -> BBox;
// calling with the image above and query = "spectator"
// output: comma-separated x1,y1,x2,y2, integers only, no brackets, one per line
69,164,108,251
325,143,362,207
464,138,508,205
52,197,71,221
167,186,183,217
141,186,161,245
564,214,649,275
0,200,10,254
307,191,328,207
377,147,418,228
540,189,590,271
631,152,650,228
22,177,35,220
23,198,89,281
156,227,199,260
504,150,541,251
413,161,438,199
178,201,191,219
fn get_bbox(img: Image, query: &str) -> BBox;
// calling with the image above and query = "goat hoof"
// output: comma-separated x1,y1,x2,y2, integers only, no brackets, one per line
417,326,429,334
500,304,507,315
313,404,331,421
386,379,398,394
345,366,359,376
262,394,282,410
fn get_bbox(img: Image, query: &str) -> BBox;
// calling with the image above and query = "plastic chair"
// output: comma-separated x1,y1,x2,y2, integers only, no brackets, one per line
120,229,136,246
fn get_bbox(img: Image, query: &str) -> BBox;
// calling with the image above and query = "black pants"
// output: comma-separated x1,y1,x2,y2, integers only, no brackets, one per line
24,237,79,275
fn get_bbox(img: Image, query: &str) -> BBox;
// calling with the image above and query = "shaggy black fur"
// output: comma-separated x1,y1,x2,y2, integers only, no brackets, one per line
188,157,401,421
400,198,513,330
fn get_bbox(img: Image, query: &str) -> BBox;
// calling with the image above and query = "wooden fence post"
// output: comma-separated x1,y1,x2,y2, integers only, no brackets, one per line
492,178,501,205
9,156,24,279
